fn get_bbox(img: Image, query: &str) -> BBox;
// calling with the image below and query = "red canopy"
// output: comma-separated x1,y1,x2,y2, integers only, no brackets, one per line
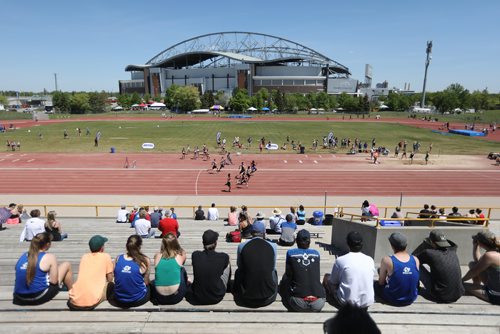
139,103,147,107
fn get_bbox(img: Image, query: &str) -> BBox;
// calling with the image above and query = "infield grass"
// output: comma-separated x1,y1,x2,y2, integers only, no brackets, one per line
2,120,499,155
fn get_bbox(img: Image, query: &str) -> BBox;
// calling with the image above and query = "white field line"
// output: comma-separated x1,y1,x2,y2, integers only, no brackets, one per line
11,159,19,162
195,169,202,195
26,159,35,162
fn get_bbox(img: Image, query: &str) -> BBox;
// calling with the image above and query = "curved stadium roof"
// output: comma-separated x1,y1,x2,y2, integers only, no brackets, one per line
125,31,350,75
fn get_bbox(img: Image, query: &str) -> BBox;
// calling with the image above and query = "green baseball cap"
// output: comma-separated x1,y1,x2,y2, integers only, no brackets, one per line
89,235,108,252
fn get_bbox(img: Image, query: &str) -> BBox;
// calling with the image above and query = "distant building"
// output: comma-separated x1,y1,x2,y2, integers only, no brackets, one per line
120,32,352,97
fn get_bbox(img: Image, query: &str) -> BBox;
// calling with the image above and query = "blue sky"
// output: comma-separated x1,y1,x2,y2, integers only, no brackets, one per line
1,0,499,93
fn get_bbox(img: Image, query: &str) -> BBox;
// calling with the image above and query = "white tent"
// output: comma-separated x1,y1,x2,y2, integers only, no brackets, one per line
247,107,257,111
379,104,389,109
112,106,124,111
150,102,166,107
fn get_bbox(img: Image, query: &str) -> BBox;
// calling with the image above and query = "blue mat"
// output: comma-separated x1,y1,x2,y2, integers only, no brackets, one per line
448,129,485,137
227,115,252,119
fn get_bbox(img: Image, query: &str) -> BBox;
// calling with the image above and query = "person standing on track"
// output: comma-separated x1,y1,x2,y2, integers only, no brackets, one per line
225,173,231,192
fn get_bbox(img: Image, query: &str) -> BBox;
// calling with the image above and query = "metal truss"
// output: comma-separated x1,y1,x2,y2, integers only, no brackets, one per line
145,31,349,73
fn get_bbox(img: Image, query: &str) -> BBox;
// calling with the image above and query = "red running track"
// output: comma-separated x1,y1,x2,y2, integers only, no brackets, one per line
1,152,499,196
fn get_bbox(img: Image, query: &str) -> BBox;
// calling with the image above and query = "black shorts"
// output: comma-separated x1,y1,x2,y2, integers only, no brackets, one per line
13,283,59,306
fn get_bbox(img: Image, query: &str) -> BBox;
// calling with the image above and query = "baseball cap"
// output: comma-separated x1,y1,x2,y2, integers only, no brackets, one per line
251,220,266,235
296,229,311,243
388,232,407,249
426,230,450,248
202,229,219,245
346,231,363,246
89,235,108,252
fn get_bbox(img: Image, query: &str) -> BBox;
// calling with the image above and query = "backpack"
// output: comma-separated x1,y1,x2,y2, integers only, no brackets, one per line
226,230,242,243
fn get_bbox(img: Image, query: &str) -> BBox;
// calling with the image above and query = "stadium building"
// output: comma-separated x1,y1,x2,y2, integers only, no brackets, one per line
120,31,359,97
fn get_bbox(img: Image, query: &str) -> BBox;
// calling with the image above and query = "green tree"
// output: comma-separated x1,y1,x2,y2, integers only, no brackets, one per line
361,94,370,113
469,90,489,112
175,86,201,112
69,92,90,114
52,91,71,113
88,92,107,113
228,88,251,113
200,91,215,109
0,95,8,106
316,92,330,110
165,85,181,110
117,94,131,109
130,92,141,106
338,93,358,111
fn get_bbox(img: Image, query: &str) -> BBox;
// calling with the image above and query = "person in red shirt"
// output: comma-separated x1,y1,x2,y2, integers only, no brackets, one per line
159,209,180,238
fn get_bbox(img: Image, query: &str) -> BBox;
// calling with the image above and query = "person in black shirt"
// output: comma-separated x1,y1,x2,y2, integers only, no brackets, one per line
232,221,278,308
279,229,326,312
413,230,464,303
194,205,205,220
186,230,230,305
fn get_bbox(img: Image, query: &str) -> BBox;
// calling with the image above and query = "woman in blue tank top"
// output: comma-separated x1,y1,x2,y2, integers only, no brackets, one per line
296,205,306,225
376,232,420,306
13,232,73,305
108,235,151,308
150,233,188,305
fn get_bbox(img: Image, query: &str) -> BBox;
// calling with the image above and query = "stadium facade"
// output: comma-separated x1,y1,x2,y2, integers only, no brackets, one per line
120,31,362,97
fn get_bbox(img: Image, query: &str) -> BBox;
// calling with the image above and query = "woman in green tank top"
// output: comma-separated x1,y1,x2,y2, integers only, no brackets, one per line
150,233,188,305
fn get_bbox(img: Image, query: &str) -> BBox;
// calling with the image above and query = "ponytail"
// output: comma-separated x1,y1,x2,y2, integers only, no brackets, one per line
26,232,51,285
126,235,149,270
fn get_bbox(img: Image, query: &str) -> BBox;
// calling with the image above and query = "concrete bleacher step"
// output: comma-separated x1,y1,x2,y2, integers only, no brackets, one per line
1,217,499,334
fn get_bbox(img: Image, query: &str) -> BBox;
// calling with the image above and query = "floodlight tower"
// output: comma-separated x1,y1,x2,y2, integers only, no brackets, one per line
420,41,432,108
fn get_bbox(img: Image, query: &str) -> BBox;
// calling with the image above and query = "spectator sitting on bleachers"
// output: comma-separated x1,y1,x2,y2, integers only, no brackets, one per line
323,231,376,309
233,220,278,308
374,233,420,306
194,205,205,220
465,209,477,224
150,233,189,305
227,206,238,226
268,208,284,234
448,206,462,218
108,235,151,309
128,206,138,225
391,207,403,220
131,206,150,228
68,235,114,310
116,205,129,224
279,229,326,312
169,207,177,219
475,208,485,223
296,205,306,225
45,210,68,241
418,204,432,218
13,232,73,306
186,230,231,305
462,231,500,305
150,207,162,228
412,230,464,303
20,209,45,242
0,203,16,230
278,214,297,246
239,211,253,239
360,200,372,222
207,203,219,221
134,210,155,239
159,209,180,238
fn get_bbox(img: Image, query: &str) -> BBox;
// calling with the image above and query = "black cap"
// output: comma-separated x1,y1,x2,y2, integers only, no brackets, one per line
202,229,219,245
296,229,311,243
347,231,363,246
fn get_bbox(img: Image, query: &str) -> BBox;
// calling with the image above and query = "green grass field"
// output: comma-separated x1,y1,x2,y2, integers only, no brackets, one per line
2,120,499,154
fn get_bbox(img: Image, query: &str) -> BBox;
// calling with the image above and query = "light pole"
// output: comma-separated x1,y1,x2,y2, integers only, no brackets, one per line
421,41,432,108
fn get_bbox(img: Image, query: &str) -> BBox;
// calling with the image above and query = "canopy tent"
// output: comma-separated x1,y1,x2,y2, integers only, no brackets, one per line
210,105,223,110
131,104,140,107
138,103,147,107
261,107,270,111
150,102,166,107
310,108,317,111
111,106,124,111
247,107,257,111
379,104,389,109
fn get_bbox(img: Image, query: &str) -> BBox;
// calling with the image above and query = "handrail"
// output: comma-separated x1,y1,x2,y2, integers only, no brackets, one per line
373,217,489,228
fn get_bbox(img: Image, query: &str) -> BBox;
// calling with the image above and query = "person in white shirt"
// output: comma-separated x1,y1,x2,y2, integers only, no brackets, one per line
116,205,129,224
134,210,155,238
323,231,375,309
20,209,46,242
268,208,284,234
207,203,219,221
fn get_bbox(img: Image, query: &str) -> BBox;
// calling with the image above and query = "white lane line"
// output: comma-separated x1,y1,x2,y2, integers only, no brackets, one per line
313,160,318,164
27,159,35,162
20,154,27,157
318,155,322,158
304,155,308,158
11,159,19,162
298,160,303,164
195,169,202,195
0,159,4,162
283,160,288,164
5,154,13,157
